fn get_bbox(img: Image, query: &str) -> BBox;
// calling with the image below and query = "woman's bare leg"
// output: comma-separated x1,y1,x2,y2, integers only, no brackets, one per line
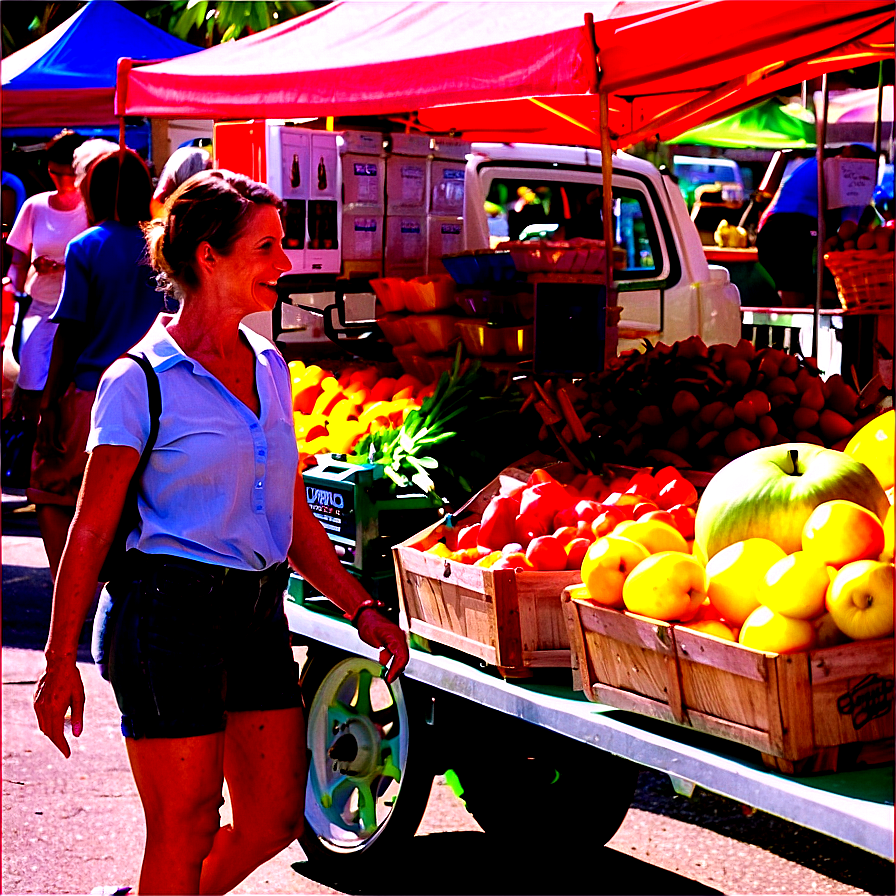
199,707,307,895
126,732,226,896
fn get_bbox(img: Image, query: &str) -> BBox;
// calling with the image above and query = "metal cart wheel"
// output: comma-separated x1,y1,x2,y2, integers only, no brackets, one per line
299,651,435,867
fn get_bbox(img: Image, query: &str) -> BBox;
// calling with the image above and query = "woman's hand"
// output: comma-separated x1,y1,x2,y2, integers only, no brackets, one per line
354,609,410,684
33,655,85,758
32,256,63,275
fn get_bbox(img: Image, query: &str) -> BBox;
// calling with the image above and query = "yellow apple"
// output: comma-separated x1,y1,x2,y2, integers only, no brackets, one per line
612,518,689,555
580,535,650,608
845,409,894,491
738,605,818,654
882,503,894,563
812,612,851,648
622,551,708,621
705,538,787,626
801,500,885,568
678,618,738,641
825,560,895,640
759,551,830,619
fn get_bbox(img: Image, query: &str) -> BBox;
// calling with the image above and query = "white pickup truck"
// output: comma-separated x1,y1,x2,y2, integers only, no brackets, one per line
462,142,743,351
266,133,743,354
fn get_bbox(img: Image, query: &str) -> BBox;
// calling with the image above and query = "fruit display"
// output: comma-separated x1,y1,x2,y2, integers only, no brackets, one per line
345,350,538,507
535,335,885,473
289,360,434,464
572,435,894,653
693,442,889,560
824,218,895,255
713,219,748,249
417,462,699,572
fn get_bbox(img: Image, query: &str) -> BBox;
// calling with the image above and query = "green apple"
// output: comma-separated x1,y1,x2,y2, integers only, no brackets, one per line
695,443,890,561
825,560,894,640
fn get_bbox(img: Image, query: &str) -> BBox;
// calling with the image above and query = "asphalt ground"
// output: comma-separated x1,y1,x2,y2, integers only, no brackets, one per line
3,492,895,895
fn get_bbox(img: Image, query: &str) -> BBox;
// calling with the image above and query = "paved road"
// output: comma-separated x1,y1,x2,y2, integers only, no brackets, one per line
3,494,894,895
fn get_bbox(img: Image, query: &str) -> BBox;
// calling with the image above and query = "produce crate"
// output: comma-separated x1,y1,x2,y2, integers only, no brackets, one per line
393,454,581,678
563,591,895,773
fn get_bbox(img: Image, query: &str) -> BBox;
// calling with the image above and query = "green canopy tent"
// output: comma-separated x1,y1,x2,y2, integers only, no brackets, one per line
668,98,817,149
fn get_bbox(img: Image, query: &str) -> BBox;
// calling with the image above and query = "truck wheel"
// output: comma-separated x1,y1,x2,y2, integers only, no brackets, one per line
452,728,639,846
299,652,434,867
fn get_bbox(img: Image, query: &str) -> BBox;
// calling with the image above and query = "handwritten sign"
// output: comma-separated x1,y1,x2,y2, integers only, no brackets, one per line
824,157,877,209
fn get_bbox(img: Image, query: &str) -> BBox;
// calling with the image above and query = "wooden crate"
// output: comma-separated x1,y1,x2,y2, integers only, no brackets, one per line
563,590,895,773
393,455,581,677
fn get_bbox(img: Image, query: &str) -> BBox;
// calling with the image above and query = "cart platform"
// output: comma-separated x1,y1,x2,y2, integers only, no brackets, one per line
285,600,895,860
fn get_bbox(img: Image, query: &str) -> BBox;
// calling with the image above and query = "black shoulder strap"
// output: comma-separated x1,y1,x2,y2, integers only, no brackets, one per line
125,352,161,472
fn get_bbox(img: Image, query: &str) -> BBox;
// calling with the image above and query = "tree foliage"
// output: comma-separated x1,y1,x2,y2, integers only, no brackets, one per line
141,1,322,47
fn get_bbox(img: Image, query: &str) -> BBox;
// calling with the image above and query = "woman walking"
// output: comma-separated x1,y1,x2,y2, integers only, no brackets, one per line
33,170,408,895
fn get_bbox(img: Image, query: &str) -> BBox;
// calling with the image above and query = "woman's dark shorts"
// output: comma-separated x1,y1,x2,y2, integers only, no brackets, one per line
93,552,302,739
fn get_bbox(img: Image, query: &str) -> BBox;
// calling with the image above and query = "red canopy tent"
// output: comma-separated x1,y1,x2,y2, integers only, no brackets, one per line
115,0,894,149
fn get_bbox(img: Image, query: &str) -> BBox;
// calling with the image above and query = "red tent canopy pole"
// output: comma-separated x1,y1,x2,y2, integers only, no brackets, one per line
585,12,616,306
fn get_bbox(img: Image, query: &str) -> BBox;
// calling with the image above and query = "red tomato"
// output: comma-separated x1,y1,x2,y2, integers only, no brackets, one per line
455,523,481,550
667,503,697,538
631,501,660,520
492,551,534,570
656,477,698,509
625,471,658,500
519,481,574,525
515,511,549,546
591,507,624,537
525,468,561,488
552,526,579,546
653,466,682,489
639,509,677,527
525,535,568,571
565,537,591,569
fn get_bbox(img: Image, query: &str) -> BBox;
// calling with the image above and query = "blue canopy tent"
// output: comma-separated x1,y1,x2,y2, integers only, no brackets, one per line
1,0,199,134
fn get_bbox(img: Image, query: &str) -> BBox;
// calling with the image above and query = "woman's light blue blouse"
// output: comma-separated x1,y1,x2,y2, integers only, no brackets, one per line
87,321,299,571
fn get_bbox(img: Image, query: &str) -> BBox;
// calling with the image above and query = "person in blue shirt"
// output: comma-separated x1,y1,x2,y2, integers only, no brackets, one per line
28,147,163,577
756,144,877,306
33,169,409,896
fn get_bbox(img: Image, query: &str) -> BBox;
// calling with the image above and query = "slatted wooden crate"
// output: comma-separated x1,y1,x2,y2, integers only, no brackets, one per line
393,455,580,678
563,590,895,773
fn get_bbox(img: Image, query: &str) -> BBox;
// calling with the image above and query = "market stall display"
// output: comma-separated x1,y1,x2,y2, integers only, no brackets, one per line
563,416,894,774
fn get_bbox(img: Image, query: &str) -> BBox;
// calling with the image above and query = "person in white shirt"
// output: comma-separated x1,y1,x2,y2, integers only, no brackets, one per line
5,131,89,421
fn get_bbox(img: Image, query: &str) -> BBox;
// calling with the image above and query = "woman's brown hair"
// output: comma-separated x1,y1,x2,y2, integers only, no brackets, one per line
144,169,281,298
81,147,153,226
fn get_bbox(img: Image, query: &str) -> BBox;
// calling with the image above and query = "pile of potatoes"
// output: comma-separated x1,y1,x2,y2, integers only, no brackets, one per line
824,218,895,254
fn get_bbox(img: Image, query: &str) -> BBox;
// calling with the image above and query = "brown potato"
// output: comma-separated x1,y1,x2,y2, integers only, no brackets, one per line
837,220,859,241
856,231,877,251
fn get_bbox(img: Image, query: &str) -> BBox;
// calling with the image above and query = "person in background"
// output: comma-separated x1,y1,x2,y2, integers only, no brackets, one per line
4,131,88,421
73,138,120,187
149,145,212,218
28,148,163,577
756,144,877,307
33,169,409,896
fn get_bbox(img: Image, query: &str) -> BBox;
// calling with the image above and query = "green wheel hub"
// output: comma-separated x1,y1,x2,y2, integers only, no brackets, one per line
305,657,409,851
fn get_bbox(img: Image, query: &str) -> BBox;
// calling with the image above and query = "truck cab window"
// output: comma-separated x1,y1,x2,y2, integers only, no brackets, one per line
485,176,661,277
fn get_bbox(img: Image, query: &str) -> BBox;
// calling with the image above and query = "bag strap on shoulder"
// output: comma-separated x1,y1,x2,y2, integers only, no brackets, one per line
125,352,161,473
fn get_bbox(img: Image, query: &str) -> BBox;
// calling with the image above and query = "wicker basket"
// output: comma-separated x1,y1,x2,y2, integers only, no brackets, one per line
823,250,894,313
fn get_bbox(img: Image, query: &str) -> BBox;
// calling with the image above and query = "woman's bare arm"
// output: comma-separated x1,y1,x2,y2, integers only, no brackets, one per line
33,444,139,757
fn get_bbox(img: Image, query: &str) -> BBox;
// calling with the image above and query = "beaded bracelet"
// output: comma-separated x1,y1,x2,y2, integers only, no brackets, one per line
345,598,387,626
